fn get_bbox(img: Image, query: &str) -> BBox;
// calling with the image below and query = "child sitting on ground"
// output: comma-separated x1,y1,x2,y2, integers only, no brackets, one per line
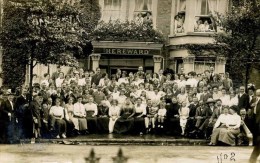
179,101,190,136
146,102,159,132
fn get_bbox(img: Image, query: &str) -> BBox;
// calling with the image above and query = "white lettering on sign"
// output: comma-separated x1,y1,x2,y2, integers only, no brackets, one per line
104,48,150,55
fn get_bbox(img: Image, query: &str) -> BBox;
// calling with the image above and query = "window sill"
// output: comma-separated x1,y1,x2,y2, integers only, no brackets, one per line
169,32,216,38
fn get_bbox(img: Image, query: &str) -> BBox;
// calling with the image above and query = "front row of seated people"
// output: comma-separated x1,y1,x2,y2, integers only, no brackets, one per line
39,93,252,147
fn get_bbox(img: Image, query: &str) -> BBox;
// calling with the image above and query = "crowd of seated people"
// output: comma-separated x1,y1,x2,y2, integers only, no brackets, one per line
0,65,257,146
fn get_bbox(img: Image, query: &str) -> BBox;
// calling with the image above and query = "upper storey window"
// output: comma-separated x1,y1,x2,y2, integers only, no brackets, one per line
133,0,153,27
102,0,122,21
174,0,186,33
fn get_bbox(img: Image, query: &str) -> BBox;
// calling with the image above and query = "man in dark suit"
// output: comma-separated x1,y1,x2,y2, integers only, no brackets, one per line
0,91,6,143
14,88,29,139
158,69,166,86
91,67,102,85
200,86,213,103
2,91,17,143
51,65,61,81
238,86,250,112
249,89,260,163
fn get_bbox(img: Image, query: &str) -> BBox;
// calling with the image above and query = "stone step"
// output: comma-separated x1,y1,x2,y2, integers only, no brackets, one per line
19,138,209,146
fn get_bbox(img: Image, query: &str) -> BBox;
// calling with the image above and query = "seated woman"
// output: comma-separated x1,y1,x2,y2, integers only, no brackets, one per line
108,99,121,133
63,97,75,137
72,96,89,135
97,100,110,133
49,98,68,139
113,98,135,134
133,98,147,135
84,96,98,133
165,97,181,135
209,105,241,146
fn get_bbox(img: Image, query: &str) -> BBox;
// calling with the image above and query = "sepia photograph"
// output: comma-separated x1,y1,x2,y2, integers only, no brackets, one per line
0,0,259,162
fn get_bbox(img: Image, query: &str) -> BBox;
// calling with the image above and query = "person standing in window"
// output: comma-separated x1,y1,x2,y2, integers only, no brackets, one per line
135,12,144,25
143,11,153,27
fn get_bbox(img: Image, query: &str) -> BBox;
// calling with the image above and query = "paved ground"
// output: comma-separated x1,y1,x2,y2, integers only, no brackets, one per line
0,144,258,163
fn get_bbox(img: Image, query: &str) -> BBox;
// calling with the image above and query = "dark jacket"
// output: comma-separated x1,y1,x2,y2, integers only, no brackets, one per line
238,93,250,111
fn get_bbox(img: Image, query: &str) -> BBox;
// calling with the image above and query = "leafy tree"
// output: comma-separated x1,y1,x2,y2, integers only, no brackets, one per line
212,0,260,90
0,0,100,99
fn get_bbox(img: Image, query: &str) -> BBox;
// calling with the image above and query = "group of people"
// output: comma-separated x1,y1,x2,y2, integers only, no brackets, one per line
0,66,259,149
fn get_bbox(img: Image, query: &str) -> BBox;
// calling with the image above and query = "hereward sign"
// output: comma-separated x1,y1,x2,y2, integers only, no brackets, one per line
93,47,161,55
104,48,150,55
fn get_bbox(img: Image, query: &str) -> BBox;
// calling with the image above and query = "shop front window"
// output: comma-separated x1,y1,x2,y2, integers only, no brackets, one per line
102,0,122,21
194,58,215,74
134,0,153,27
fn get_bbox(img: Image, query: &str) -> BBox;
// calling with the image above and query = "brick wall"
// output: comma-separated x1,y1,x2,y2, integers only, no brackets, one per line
156,0,172,38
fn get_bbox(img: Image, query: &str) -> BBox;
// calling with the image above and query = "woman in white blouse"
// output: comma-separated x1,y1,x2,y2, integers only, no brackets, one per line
84,96,98,133
72,96,89,135
209,105,241,146
49,98,68,139
108,99,120,133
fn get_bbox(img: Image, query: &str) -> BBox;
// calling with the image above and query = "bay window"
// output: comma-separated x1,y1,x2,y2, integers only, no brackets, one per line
194,58,215,74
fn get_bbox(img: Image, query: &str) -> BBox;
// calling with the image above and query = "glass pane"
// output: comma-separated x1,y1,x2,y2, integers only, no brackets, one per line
104,0,112,10
135,0,143,11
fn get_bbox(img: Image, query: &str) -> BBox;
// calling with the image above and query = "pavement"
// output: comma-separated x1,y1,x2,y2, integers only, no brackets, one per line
19,134,209,146
0,144,257,163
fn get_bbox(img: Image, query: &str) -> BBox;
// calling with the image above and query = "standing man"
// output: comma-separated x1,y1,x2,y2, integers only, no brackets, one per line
2,90,17,143
92,67,102,85
51,65,62,82
249,89,260,163
238,86,250,113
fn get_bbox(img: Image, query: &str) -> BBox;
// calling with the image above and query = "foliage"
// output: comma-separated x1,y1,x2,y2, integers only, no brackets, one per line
89,20,166,43
212,0,260,85
0,0,101,89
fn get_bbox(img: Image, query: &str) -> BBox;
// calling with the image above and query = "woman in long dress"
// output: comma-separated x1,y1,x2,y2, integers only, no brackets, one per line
133,98,146,135
113,98,135,134
84,96,98,133
209,105,241,146
72,96,89,135
49,98,68,138
108,99,120,133
97,100,110,133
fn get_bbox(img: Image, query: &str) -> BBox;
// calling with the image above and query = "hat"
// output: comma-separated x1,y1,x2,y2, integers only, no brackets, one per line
6,89,14,96
206,98,215,104
230,105,239,113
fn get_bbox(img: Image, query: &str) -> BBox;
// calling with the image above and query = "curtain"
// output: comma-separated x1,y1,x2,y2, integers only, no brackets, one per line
103,0,121,21
135,0,152,11
217,0,228,14
179,0,186,11
207,0,218,15
196,0,202,15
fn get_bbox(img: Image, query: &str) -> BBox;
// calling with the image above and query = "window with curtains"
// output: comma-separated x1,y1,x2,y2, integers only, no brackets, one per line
194,0,219,32
174,0,186,33
194,58,215,74
134,0,153,27
102,0,122,21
